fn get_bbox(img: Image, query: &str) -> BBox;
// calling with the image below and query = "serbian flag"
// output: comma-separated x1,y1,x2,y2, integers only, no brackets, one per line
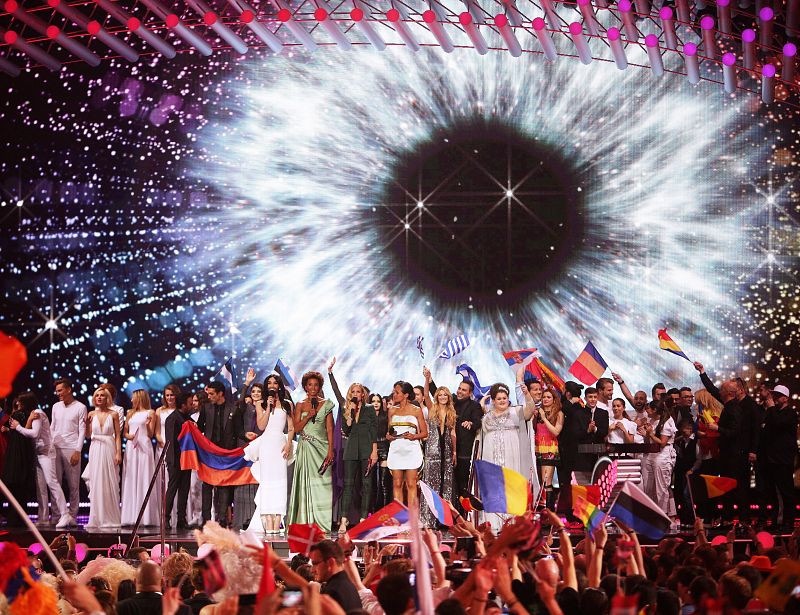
608,481,671,539
348,501,409,541
568,341,608,386
474,460,529,516
658,329,691,362
503,349,566,393
179,422,256,486
572,484,604,534
419,481,454,526
690,474,737,503
287,523,326,554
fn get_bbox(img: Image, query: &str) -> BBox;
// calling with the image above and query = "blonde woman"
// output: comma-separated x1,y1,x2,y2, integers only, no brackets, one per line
121,389,160,526
328,357,377,533
534,389,563,510
82,387,122,528
421,367,457,528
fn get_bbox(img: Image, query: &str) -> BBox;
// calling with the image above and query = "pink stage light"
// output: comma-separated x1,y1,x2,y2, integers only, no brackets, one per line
539,0,560,31
742,28,755,69
138,0,213,56
349,4,386,51
186,0,248,54
645,34,664,76
618,0,639,41
422,9,455,53
721,52,737,93
386,7,421,52
226,0,283,54
577,0,600,36
606,27,627,69
762,63,775,103
783,42,797,82
96,0,176,58
659,7,677,49
682,42,700,84
759,6,773,47
459,12,488,55
716,0,732,33
568,21,592,64
700,15,717,59
494,13,521,57
532,17,557,61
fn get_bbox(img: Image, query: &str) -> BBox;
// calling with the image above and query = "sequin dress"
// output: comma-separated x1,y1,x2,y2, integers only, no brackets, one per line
420,418,454,528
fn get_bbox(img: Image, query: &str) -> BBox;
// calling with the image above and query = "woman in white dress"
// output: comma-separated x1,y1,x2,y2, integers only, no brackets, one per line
386,380,428,510
121,389,160,526
82,387,122,528
243,373,295,534
479,381,536,531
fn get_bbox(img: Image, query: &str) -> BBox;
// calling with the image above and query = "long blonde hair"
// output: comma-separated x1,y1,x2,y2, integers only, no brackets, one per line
130,389,152,412
344,383,366,408
429,386,456,430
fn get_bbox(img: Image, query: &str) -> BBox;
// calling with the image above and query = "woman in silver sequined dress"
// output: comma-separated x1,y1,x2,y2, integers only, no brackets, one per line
420,367,457,528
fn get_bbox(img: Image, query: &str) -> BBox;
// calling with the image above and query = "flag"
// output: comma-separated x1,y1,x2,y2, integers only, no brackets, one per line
287,523,326,555
455,363,490,400
215,357,240,394
178,421,256,486
608,481,671,539
568,341,608,386
416,336,425,359
437,334,470,360
274,358,297,391
0,332,26,398
503,348,540,369
571,484,604,534
197,548,227,594
658,329,691,362
256,546,275,606
503,349,567,394
459,494,484,513
348,501,410,541
419,481,454,526
474,460,529,516
408,502,435,615
689,474,737,502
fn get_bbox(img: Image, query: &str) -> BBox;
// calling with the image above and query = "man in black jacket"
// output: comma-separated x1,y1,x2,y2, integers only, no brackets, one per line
575,386,609,482
557,381,585,520
453,380,483,507
759,385,797,530
117,561,191,615
310,540,362,613
164,393,194,530
197,381,237,527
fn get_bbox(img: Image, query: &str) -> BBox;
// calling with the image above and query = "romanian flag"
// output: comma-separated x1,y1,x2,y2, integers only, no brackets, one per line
503,349,566,393
348,501,409,541
572,484,605,534
474,460,529,516
658,329,691,362
690,474,737,502
179,421,256,486
568,341,608,386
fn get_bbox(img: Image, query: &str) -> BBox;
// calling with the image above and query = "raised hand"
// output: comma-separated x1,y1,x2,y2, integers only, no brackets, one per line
422,366,432,382
693,361,705,373
328,356,336,372
611,372,623,384
245,367,256,385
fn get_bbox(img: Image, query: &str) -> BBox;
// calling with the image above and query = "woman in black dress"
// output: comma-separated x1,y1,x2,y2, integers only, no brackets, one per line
370,393,392,512
1,392,38,526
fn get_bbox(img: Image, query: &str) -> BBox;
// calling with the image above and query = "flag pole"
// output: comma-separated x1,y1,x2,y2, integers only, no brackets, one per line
686,473,698,523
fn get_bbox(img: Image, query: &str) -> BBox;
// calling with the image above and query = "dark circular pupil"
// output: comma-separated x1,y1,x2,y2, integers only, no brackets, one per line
379,122,584,307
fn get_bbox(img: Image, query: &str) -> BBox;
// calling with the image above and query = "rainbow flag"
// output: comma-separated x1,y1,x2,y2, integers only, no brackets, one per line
690,474,737,502
474,460,529,516
568,341,608,386
179,421,256,486
658,329,691,361
572,484,604,534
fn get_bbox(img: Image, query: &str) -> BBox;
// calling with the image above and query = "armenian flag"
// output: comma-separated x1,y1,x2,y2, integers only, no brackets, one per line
568,341,608,386
474,460,529,516
689,474,737,503
179,421,256,486
348,501,410,541
658,329,691,362
572,484,605,534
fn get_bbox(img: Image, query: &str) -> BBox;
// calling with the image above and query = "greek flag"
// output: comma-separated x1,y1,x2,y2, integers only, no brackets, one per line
215,357,240,394
456,363,490,400
416,336,425,359
438,334,470,360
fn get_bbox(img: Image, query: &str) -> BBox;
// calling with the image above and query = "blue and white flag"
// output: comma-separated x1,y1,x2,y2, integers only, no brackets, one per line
274,358,298,391
416,336,425,359
215,358,241,394
437,334,470,360
456,363,490,400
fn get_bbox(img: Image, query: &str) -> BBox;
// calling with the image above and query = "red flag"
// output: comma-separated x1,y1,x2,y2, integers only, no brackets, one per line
197,548,226,594
0,332,26,398
287,523,325,555
256,545,275,604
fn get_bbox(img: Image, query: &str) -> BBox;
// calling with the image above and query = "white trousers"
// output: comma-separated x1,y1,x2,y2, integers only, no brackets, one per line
36,453,68,521
640,450,676,517
53,447,82,517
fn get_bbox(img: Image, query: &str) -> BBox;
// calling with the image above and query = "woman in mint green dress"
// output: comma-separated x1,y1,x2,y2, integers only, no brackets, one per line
287,371,335,532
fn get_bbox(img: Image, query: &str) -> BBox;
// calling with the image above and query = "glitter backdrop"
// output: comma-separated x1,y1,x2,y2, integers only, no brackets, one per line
0,47,797,406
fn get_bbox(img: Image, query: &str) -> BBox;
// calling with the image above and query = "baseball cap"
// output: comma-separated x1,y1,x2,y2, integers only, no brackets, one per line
772,384,790,398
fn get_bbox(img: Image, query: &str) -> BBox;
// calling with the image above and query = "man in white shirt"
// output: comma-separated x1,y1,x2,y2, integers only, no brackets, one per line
50,377,87,524
595,377,614,413
12,403,70,528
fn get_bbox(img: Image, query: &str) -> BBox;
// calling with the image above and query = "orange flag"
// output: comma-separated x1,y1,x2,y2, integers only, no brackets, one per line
0,332,26,398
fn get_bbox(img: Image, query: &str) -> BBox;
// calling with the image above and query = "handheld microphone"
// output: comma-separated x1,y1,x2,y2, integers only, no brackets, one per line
311,397,318,423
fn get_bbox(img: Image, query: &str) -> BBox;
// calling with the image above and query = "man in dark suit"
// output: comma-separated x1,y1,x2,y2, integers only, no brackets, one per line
165,393,194,530
709,380,750,522
453,380,484,507
310,540,362,613
196,381,237,527
575,386,609,482
117,561,191,615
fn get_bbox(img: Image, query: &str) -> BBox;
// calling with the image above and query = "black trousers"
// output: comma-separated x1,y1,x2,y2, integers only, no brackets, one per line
165,466,191,524
761,461,795,527
202,483,234,526
372,465,392,512
720,454,750,521
342,458,371,520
